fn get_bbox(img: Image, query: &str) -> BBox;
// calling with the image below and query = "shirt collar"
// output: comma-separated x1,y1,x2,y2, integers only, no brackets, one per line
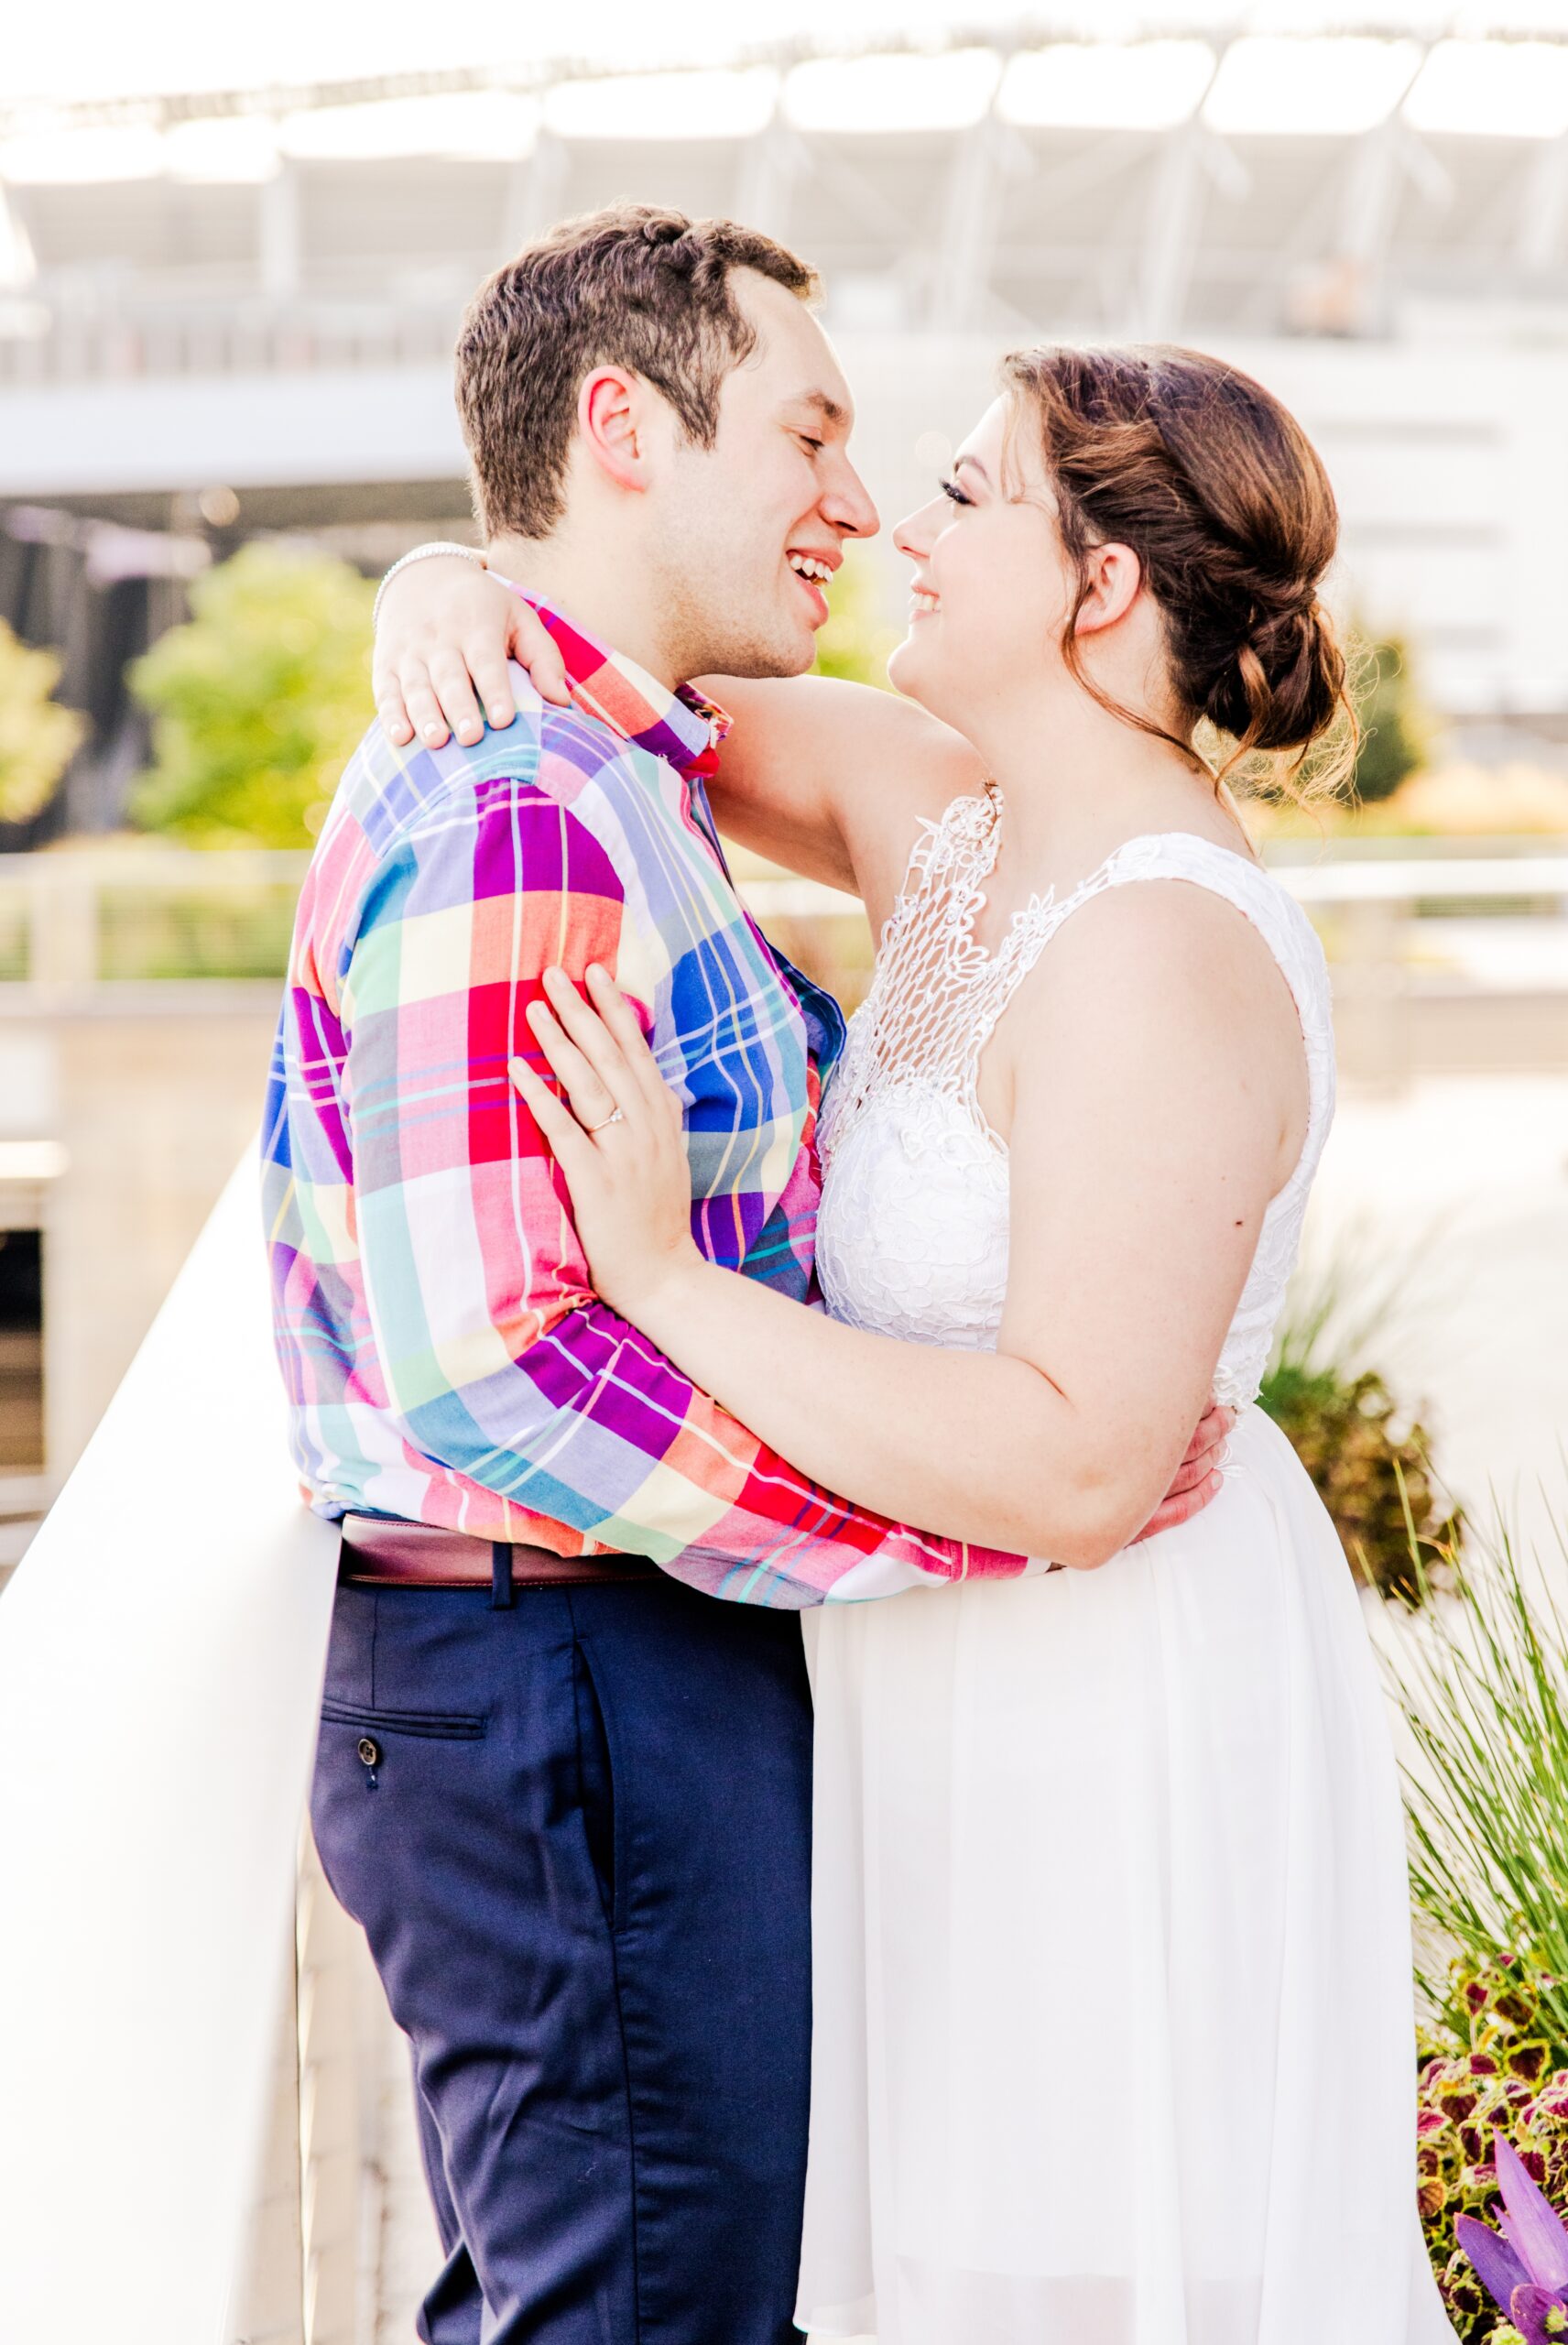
495,582,732,778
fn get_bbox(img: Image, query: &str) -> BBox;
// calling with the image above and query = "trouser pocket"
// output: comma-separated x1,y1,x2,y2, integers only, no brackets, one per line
318,1698,486,1740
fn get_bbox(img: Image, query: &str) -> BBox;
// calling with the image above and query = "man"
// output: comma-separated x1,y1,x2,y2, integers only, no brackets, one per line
263,203,1223,2344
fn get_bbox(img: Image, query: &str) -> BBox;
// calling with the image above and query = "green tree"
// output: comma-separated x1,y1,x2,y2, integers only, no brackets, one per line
128,542,376,846
811,546,901,690
0,621,86,823
1352,632,1434,805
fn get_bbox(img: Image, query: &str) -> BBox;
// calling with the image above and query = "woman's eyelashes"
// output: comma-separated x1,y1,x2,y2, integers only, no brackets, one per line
940,475,974,507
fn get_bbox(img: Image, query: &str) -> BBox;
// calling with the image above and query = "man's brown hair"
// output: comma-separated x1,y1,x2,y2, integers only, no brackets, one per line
455,202,821,541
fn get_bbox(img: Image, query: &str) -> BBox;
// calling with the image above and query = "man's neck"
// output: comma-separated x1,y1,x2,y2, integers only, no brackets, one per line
485,534,684,693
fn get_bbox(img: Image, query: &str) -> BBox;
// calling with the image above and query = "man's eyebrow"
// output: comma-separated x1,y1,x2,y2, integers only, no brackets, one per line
783,388,851,430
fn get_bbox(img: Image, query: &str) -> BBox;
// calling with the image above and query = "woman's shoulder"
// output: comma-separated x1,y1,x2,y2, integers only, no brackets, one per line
999,831,1318,1071
1097,832,1329,995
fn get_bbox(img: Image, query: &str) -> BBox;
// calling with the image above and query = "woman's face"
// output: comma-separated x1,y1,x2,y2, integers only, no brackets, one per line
887,395,1078,728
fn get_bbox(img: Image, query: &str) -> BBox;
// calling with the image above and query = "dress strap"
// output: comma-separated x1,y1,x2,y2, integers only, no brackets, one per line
1039,831,1337,1186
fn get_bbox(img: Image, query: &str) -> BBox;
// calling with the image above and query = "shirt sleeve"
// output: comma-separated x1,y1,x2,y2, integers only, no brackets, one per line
340,770,1025,1609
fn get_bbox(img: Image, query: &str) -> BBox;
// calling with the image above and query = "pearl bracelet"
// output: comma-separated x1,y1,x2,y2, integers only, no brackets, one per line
372,540,485,627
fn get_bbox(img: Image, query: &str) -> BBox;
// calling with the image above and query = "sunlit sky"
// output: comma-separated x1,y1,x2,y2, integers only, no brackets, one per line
5,0,1568,108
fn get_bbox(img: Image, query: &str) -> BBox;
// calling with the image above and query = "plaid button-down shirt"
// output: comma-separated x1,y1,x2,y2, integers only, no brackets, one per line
261,594,1018,1604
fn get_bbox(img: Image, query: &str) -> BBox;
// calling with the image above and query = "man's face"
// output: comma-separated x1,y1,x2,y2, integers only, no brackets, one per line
648,271,880,680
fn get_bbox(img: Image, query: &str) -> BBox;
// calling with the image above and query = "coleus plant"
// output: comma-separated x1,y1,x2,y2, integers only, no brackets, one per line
1416,1947,1568,2337
1458,2132,1568,2342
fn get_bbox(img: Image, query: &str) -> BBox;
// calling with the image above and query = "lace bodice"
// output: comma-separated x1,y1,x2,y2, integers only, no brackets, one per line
814,789,1335,1407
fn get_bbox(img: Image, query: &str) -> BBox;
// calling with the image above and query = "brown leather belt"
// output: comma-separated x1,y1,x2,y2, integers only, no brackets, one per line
337,1512,659,1591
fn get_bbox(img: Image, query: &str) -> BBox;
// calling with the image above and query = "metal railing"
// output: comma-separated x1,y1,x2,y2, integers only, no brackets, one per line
0,298,465,390
0,846,308,1001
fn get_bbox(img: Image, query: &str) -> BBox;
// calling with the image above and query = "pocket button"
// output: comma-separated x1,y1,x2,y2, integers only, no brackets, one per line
356,1736,381,1767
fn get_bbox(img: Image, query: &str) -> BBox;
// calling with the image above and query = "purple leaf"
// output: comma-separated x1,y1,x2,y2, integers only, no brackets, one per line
1509,2281,1568,2343
1456,2212,1530,2316
1497,2132,1568,2292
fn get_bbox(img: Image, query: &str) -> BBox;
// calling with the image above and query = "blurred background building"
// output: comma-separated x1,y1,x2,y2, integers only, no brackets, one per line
10,11,1568,828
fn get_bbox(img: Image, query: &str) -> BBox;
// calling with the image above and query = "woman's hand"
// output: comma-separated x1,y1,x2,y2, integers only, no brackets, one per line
508,965,704,1325
372,554,572,749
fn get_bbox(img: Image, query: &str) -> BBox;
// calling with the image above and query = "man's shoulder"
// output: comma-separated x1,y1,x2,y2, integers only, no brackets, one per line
311,697,669,953
334,689,654,854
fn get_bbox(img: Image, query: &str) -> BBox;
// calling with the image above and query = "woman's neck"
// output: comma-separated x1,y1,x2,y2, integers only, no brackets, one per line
964,684,1248,891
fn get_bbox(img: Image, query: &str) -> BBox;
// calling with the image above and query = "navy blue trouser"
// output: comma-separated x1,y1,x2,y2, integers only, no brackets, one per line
309,1571,814,2345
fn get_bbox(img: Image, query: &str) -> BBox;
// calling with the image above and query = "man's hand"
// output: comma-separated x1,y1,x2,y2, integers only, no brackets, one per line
1131,1402,1236,1543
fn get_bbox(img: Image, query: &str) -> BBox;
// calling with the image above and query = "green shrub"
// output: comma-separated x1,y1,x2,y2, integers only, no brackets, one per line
128,542,375,847
1352,633,1436,806
1258,1244,1461,1604
0,620,85,824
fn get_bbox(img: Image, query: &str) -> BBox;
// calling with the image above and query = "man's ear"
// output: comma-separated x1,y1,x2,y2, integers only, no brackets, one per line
1073,541,1143,638
578,367,650,496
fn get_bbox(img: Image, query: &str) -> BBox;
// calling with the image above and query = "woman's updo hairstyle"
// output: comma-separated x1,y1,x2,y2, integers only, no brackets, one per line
999,344,1357,799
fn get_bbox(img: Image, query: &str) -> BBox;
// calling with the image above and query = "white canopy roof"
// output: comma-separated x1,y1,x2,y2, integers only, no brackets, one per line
7,1,1568,116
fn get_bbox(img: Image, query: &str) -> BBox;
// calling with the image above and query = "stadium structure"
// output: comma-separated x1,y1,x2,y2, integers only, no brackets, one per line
5,18,1568,834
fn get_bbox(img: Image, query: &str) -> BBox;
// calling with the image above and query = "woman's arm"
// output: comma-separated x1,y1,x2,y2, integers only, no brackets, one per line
367,551,983,903
511,890,1286,1565
689,674,985,901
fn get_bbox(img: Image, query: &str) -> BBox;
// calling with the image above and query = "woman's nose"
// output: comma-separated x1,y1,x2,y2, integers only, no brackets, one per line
897,479,958,557
893,506,933,562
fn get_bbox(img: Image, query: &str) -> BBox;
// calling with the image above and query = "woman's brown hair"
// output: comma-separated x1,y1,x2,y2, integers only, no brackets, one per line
999,343,1356,799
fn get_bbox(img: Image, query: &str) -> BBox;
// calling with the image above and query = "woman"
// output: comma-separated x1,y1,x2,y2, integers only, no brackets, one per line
375,345,1454,2342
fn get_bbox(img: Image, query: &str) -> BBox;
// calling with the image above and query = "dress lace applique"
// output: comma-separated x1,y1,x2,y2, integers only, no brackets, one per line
813,789,1336,1402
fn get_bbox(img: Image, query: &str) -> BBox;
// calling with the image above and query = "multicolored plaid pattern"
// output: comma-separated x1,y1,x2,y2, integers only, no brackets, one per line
262,592,1018,1605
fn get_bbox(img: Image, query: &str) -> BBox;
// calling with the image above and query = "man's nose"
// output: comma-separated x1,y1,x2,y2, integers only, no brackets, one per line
823,456,879,542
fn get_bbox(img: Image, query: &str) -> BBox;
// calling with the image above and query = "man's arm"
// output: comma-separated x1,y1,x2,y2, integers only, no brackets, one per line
341,768,1023,1607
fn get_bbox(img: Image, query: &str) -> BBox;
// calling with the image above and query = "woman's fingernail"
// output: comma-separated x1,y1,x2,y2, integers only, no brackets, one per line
423,722,442,742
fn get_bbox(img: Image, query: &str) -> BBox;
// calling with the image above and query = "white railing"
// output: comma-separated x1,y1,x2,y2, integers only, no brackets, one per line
738,848,1568,1096
1,845,1564,1103
0,847,307,998
0,1161,341,2345
739,852,1568,921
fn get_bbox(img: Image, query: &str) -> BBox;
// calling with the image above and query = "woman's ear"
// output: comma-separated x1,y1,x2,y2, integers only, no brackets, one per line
1073,541,1143,638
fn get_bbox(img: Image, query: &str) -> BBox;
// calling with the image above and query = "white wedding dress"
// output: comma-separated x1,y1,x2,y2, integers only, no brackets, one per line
796,792,1455,2345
